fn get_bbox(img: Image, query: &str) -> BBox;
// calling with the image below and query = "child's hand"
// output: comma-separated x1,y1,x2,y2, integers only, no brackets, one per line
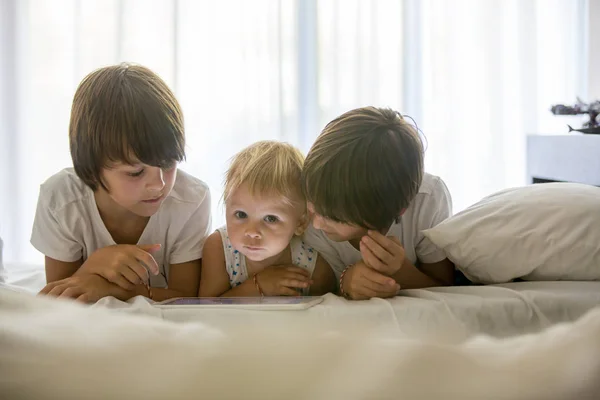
78,244,161,290
359,230,406,276
255,266,314,296
341,261,399,300
39,274,116,303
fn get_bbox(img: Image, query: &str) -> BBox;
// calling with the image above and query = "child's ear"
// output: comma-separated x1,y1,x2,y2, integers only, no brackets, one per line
295,213,310,236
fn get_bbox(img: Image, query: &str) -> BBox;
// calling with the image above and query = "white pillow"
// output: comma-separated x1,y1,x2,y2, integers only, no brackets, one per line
422,183,600,284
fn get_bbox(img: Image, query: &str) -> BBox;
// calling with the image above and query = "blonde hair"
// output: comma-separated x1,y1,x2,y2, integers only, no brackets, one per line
224,141,305,207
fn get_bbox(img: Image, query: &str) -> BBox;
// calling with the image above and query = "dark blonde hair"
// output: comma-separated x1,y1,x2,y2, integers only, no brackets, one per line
224,141,305,207
302,106,424,231
69,63,185,191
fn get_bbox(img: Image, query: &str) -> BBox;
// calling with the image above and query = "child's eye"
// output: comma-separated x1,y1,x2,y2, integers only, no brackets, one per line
234,211,247,219
128,169,145,177
264,215,279,223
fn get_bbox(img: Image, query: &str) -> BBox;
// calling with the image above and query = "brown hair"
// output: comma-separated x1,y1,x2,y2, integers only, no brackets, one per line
69,63,185,191
224,141,305,208
302,106,424,231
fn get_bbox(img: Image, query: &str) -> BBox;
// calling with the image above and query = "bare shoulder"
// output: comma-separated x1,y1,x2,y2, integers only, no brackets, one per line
199,230,231,296
202,231,225,260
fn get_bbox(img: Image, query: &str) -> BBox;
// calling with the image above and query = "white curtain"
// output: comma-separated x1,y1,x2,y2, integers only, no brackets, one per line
419,0,588,211
0,0,588,266
315,0,588,211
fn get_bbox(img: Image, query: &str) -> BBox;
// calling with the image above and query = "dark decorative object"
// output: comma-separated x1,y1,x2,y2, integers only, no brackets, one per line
550,98,600,134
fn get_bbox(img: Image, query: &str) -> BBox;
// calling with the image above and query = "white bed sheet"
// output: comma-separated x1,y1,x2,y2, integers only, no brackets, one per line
4,263,600,341
4,263,46,293
1,286,600,399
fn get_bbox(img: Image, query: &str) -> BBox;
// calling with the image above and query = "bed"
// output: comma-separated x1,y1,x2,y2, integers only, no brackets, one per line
5,263,600,339
2,264,600,399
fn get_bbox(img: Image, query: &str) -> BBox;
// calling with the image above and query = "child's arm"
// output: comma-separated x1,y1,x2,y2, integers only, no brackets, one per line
146,259,202,300
402,176,455,287
219,265,312,297
411,258,454,286
45,257,82,283
198,231,235,297
308,256,336,295
40,262,201,302
390,257,453,288
41,245,164,298
339,261,399,300
216,279,262,297
360,231,454,289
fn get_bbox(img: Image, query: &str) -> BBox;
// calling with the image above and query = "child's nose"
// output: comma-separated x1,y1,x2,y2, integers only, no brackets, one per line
245,230,261,239
147,167,165,192
244,223,261,239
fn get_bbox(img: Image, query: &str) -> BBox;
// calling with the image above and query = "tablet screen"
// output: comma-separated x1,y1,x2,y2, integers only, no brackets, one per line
159,297,317,306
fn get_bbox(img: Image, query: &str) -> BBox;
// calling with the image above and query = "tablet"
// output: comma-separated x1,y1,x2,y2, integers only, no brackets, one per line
154,296,324,310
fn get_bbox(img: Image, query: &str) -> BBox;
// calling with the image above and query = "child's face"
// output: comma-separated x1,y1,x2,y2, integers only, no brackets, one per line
307,202,367,242
99,161,177,217
226,183,305,262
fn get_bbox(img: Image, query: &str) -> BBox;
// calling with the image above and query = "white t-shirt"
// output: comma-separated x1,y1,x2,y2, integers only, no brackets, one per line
303,173,452,279
30,168,212,288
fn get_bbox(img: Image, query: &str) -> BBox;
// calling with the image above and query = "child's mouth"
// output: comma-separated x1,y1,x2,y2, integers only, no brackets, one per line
142,195,163,204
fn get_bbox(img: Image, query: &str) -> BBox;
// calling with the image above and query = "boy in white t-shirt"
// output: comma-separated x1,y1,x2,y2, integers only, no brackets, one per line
302,107,454,300
32,63,211,303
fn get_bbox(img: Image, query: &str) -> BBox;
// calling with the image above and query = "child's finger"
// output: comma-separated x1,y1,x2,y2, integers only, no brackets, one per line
39,281,60,295
278,287,302,296
283,271,313,282
134,248,160,276
353,286,379,299
359,273,399,295
280,279,310,289
121,262,147,285
360,241,387,272
123,257,151,283
76,293,91,303
59,286,84,299
138,243,161,253
105,268,136,290
362,266,398,289
362,278,399,297
361,235,394,265
368,230,403,254
48,283,69,297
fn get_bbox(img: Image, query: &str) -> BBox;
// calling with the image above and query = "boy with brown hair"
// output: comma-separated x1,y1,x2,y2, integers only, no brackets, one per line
302,106,454,300
32,63,211,302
